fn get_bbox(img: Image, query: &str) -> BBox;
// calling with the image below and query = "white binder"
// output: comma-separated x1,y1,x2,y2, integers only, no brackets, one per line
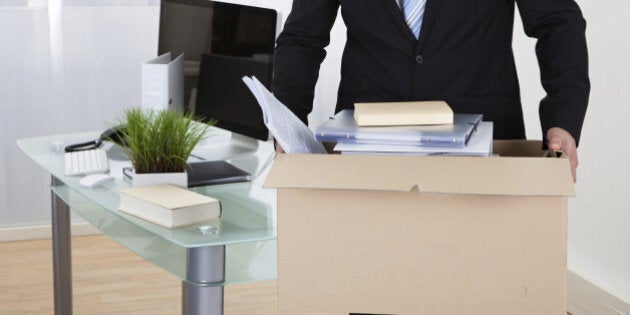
141,52,184,111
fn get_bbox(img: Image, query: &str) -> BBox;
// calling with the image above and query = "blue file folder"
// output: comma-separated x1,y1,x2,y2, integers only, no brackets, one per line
315,110,482,147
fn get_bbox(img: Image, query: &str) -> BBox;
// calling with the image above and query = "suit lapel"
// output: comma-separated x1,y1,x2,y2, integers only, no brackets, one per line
417,0,443,49
382,0,417,42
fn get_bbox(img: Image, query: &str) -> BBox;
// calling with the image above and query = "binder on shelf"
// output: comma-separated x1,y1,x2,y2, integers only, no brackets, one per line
315,110,482,147
141,52,184,111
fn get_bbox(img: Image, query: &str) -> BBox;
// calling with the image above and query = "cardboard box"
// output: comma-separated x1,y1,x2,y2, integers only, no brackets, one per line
265,140,574,315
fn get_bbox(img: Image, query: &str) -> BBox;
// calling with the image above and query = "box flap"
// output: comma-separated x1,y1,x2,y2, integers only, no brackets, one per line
264,151,575,197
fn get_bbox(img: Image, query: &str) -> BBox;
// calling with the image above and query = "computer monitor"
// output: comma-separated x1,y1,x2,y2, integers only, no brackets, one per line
158,0,277,141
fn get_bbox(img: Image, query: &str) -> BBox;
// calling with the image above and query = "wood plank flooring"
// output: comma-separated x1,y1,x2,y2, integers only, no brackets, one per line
0,235,343,315
0,235,573,315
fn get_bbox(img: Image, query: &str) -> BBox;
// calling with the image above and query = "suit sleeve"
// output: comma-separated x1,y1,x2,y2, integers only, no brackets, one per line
271,0,340,125
516,0,590,146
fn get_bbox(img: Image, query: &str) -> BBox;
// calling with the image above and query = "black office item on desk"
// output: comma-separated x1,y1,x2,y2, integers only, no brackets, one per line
64,139,103,152
187,160,251,187
123,160,251,187
158,0,277,140
100,125,128,147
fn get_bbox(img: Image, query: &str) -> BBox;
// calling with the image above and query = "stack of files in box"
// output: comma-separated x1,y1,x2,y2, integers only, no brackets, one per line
314,109,493,156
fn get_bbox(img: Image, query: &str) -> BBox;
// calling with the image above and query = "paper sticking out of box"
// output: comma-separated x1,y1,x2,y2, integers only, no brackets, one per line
242,76,327,154
354,100,454,126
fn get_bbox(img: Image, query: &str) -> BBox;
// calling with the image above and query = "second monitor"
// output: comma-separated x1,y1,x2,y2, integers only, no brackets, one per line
158,0,277,141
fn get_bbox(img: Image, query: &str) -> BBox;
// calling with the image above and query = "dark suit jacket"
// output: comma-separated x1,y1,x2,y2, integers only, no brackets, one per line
272,0,590,144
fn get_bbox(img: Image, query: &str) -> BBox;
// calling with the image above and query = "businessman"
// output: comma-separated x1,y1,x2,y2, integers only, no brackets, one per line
271,0,589,181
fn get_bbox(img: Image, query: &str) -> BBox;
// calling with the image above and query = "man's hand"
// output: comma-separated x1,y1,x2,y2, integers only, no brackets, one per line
275,143,285,156
546,127,578,182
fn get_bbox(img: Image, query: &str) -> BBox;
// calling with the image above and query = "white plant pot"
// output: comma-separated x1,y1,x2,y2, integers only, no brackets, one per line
132,170,188,188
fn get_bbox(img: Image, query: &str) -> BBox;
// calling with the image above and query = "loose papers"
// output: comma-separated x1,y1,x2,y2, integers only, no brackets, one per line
242,76,327,154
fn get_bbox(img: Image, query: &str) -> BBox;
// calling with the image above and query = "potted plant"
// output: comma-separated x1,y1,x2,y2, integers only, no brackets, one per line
115,108,212,187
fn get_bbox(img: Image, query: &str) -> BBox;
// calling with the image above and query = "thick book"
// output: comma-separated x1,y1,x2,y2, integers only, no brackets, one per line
335,121,494,157
118,184,221,228
315,110,482,147
353,101,453,126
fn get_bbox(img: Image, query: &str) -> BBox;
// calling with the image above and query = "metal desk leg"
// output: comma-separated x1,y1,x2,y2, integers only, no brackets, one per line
51,176,73,315
182,245,225,315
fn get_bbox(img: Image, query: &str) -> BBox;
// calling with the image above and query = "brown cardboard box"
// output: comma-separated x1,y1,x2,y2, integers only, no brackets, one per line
265,141,574,315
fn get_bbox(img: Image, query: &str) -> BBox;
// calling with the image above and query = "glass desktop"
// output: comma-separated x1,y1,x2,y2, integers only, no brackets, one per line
17,129,277,286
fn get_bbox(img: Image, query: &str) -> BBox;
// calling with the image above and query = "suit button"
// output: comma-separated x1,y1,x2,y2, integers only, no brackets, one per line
415,54,424,64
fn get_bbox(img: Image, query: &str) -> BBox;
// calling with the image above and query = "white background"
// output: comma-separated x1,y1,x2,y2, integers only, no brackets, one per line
0,0,628,303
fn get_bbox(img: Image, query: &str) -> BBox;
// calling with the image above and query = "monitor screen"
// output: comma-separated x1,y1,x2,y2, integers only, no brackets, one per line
158,0,276,140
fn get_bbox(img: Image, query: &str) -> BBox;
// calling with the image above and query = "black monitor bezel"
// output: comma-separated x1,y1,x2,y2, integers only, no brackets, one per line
157,0,276,141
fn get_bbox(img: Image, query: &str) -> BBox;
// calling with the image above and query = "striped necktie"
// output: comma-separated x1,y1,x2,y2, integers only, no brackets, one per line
402,0,426,39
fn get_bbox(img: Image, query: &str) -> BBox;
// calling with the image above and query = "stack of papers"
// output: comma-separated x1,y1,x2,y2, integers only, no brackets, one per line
316,110,482,147
316,109,493,157
241,75,493,157
336,122,493,156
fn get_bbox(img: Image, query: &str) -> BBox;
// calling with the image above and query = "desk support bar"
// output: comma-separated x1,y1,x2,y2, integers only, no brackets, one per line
51,176,73,315
183,245,226,315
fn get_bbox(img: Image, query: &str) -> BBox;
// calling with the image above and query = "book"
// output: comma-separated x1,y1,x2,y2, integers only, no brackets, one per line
315,110,482,147
353,101,453,126
335,121,494,157
118,184,221,228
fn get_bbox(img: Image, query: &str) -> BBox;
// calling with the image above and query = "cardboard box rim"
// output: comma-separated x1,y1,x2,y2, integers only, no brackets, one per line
264,140,574,197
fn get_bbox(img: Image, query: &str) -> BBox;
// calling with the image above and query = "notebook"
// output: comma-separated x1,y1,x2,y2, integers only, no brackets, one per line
187,160,251,187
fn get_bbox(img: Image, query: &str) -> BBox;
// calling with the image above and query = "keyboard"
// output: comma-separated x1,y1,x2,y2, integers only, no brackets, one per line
64,149,110,176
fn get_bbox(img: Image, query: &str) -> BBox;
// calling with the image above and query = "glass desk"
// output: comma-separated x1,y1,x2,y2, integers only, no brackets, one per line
17,132,278,315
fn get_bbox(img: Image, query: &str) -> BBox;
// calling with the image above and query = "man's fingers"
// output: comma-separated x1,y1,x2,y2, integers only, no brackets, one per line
546,127,578,182
547,135,563,151
275,144,285,156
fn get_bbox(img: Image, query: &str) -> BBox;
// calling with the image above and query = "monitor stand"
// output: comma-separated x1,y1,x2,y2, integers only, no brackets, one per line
189,128,274,178
190,129,260,162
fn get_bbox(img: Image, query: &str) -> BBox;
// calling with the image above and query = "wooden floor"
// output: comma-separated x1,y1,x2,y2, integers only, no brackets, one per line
0,235,574,315
0,235,344,315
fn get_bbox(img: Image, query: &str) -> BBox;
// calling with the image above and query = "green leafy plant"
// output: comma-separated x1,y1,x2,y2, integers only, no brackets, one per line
117,108,212,174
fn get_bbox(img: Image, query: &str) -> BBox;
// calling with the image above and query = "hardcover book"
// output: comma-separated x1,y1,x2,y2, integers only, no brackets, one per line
118,184,221,228
353,101,453,126
315,110,482,147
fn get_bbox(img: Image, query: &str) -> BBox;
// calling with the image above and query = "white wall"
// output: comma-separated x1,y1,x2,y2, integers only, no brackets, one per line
1,0,628,306
0,1,160,226
561,0,630,303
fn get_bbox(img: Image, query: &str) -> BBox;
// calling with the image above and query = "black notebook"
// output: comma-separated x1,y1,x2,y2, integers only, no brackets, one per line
187,160,251,187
